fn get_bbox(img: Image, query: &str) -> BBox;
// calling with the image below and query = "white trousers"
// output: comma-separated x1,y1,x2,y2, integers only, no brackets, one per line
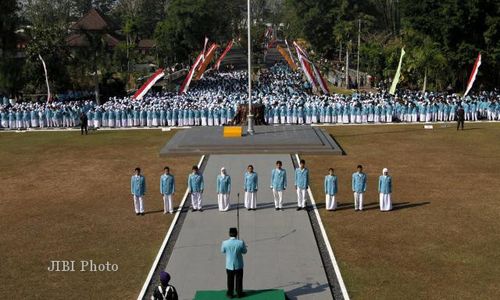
163,194,173,213
218,193,230,211
326,194,337,210
354,192,364,210
296,188,307,208
191,192,203,210
133,195,144,213
273,189,283,209
244,192,257,209
379,193,392,211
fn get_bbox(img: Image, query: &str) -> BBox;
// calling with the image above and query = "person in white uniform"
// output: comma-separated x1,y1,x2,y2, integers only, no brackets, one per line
352,165,367,211
160,166,175,214
188,165,204,212
294,159,309,210
244,165,258,210
270,161,287,211
217,167,231,212
378,168,392,211
130,167,146,216
324,168,338,211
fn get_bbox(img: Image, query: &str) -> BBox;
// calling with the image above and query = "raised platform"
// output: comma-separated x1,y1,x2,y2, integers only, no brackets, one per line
194,289,286,300
160,125,343,156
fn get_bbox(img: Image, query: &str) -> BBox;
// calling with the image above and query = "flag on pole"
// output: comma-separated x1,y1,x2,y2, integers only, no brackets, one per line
214,40,234,70
293,41,329,94
294,41,318,87
277,45,298,71
179,52,204,94
464,52,482,97
195,43,219,80
132,68,165,100
389,48,405,95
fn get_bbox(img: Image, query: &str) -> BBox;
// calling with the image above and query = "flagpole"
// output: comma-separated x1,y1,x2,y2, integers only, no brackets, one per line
247,0,255,135
356,19,361,89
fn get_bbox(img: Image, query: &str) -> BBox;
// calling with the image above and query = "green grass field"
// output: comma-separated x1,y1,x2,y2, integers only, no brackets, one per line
0,130,198,299
306,123,500,299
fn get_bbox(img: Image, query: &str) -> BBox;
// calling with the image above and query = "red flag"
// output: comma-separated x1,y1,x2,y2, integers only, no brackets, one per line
132,68,165,100
195,43,218,80
464,52,481,96
214,40,234,70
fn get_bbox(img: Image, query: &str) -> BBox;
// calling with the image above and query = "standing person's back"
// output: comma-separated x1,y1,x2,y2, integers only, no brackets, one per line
151,271,178,300
221,228,247,298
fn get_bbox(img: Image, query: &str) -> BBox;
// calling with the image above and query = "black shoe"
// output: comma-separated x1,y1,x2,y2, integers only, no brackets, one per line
199,208,203,212
275,208,278,211
136,213,139,216
140,213,145,216
237,292,245,298
296,207,301,211
191,208,196,212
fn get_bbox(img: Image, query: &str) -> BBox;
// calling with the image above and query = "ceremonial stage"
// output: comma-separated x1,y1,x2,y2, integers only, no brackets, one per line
159,125,343,156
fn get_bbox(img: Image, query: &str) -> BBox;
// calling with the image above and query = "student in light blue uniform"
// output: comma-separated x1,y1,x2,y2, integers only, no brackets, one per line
352,165,367,211
244,165,258,210
294,159,309,210
131,167,146,215
324,168,338,211
160,166,175,214
221,227,247,298
378,168,392,211
271,160,287,210
217,167,231,211
188,165,204,211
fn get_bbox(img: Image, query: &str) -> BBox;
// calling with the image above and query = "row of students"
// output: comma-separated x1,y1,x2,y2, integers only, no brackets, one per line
130,162,393,215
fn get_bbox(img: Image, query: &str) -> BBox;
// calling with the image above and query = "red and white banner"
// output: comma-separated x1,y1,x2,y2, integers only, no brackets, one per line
464,52,481,97
293,41,329,94
214,40,234,70
179,52,204,94
132,68,165,100
195,43,218,80
294,42,318,87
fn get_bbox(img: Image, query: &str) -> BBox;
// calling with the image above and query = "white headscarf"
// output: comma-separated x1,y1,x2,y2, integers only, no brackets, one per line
382,168,388,175
221,167,227,177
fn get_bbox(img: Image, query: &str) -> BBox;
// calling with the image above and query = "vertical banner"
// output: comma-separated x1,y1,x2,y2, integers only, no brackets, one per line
389,48,406,95
277,45,298,71
214,40,234,70
294,41,318,87
464,52,482,97
195,43,219,80
132,68,165,100
179,53,204,94
38,54,52,102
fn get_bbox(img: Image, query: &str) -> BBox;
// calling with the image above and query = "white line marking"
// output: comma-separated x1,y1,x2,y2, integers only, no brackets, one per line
137,155,205,300
295,153,350,300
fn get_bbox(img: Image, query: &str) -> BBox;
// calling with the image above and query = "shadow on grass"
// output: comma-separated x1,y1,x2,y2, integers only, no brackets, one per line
332,127,429,138
144,209,164,215
391,201,430,211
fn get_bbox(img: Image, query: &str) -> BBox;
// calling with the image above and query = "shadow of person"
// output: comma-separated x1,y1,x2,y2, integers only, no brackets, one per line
391,201,430,211
285,282,330,299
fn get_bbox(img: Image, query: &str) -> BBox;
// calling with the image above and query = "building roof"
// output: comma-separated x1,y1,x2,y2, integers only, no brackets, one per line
71,8,116,31
66,33,120,48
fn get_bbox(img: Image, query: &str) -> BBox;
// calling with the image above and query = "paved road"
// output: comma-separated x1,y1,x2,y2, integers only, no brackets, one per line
164,154,331,299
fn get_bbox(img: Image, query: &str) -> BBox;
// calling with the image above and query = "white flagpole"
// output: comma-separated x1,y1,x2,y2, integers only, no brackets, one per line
247,0,255,135
38,54,51,102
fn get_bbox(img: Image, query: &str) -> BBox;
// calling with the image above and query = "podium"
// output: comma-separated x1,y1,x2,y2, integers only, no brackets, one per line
223,126,242,138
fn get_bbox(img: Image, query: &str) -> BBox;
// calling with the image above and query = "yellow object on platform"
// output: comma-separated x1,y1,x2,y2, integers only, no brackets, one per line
223,126,242,138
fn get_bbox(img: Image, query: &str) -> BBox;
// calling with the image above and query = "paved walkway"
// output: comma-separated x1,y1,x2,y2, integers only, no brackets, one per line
164,154,331,300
